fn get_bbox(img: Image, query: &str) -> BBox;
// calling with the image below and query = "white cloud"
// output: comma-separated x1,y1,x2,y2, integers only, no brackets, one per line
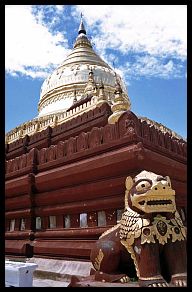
73,5,187,79
55,5,65,13
32,5,66,31
117,56,183,80
74,5,186,59
5,5,69,79
5,5,187,81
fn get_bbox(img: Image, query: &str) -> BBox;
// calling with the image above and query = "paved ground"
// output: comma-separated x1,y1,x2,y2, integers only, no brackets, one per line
6,257,140,287
68,280,140,287
33,278,70,287
32,278,139,287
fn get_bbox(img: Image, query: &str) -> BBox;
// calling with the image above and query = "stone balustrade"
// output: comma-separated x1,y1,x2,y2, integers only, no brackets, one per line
6,98,97,145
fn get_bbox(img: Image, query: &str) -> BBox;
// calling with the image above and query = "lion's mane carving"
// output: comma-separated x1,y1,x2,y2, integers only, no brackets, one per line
90,170,187,287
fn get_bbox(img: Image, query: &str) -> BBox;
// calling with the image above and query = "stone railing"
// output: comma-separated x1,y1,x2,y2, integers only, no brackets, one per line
6,98,97,145
6,103,111,160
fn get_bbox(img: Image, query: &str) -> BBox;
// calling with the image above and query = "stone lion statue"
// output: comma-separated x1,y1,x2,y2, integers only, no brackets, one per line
90,170,187,287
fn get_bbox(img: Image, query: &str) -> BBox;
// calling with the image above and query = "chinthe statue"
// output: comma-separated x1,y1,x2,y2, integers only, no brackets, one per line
90,170,187,287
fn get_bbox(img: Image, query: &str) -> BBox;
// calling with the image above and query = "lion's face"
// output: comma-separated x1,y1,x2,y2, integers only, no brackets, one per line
126,171,176,214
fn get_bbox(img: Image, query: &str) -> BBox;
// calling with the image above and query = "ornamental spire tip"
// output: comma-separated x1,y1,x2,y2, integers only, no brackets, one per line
78,13,86,35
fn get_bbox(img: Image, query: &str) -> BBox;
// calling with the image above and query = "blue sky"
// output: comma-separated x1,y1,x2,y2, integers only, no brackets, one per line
5,5,187,138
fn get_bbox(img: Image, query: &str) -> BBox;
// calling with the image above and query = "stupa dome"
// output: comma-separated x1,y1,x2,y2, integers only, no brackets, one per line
5,17,184,145
5,17,132,144
38,18,129,117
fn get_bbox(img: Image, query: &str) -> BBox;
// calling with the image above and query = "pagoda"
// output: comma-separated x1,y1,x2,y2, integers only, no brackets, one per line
5,17,187,273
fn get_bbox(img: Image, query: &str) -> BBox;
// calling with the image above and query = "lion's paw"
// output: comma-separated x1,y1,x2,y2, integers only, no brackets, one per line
120,275,130,283
171,274,187,287
139,276,168,287
148,282,168,287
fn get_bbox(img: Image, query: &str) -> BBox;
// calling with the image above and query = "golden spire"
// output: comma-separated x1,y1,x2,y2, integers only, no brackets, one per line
73,87,77,103
84,68,98,96
108,74,130,124
74,14,92,48
96,79,108,107
78,13,86,34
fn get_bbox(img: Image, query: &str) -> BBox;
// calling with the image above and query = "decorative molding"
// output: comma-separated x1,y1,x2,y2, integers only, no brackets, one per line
139,116,185,141
6,110,187,176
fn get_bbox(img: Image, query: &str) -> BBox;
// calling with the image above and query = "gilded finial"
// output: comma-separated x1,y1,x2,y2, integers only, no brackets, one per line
84,68,97,96
78,13,86,35
96,79,108,107
89,67,93,76
114,75,123,94
73,88,77,103
74,13,92,48
108,73,130,124
99,79,104,89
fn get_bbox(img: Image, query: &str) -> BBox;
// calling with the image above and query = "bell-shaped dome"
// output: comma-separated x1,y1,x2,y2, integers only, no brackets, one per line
6,17,184,145
38,18,129,117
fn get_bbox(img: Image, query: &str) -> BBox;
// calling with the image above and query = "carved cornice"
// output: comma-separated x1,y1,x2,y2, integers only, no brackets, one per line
6,110,187,180
139,116,185,141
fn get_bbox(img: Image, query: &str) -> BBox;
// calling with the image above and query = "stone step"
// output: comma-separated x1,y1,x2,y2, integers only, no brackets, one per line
28,257,92,278
33,278,69,287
